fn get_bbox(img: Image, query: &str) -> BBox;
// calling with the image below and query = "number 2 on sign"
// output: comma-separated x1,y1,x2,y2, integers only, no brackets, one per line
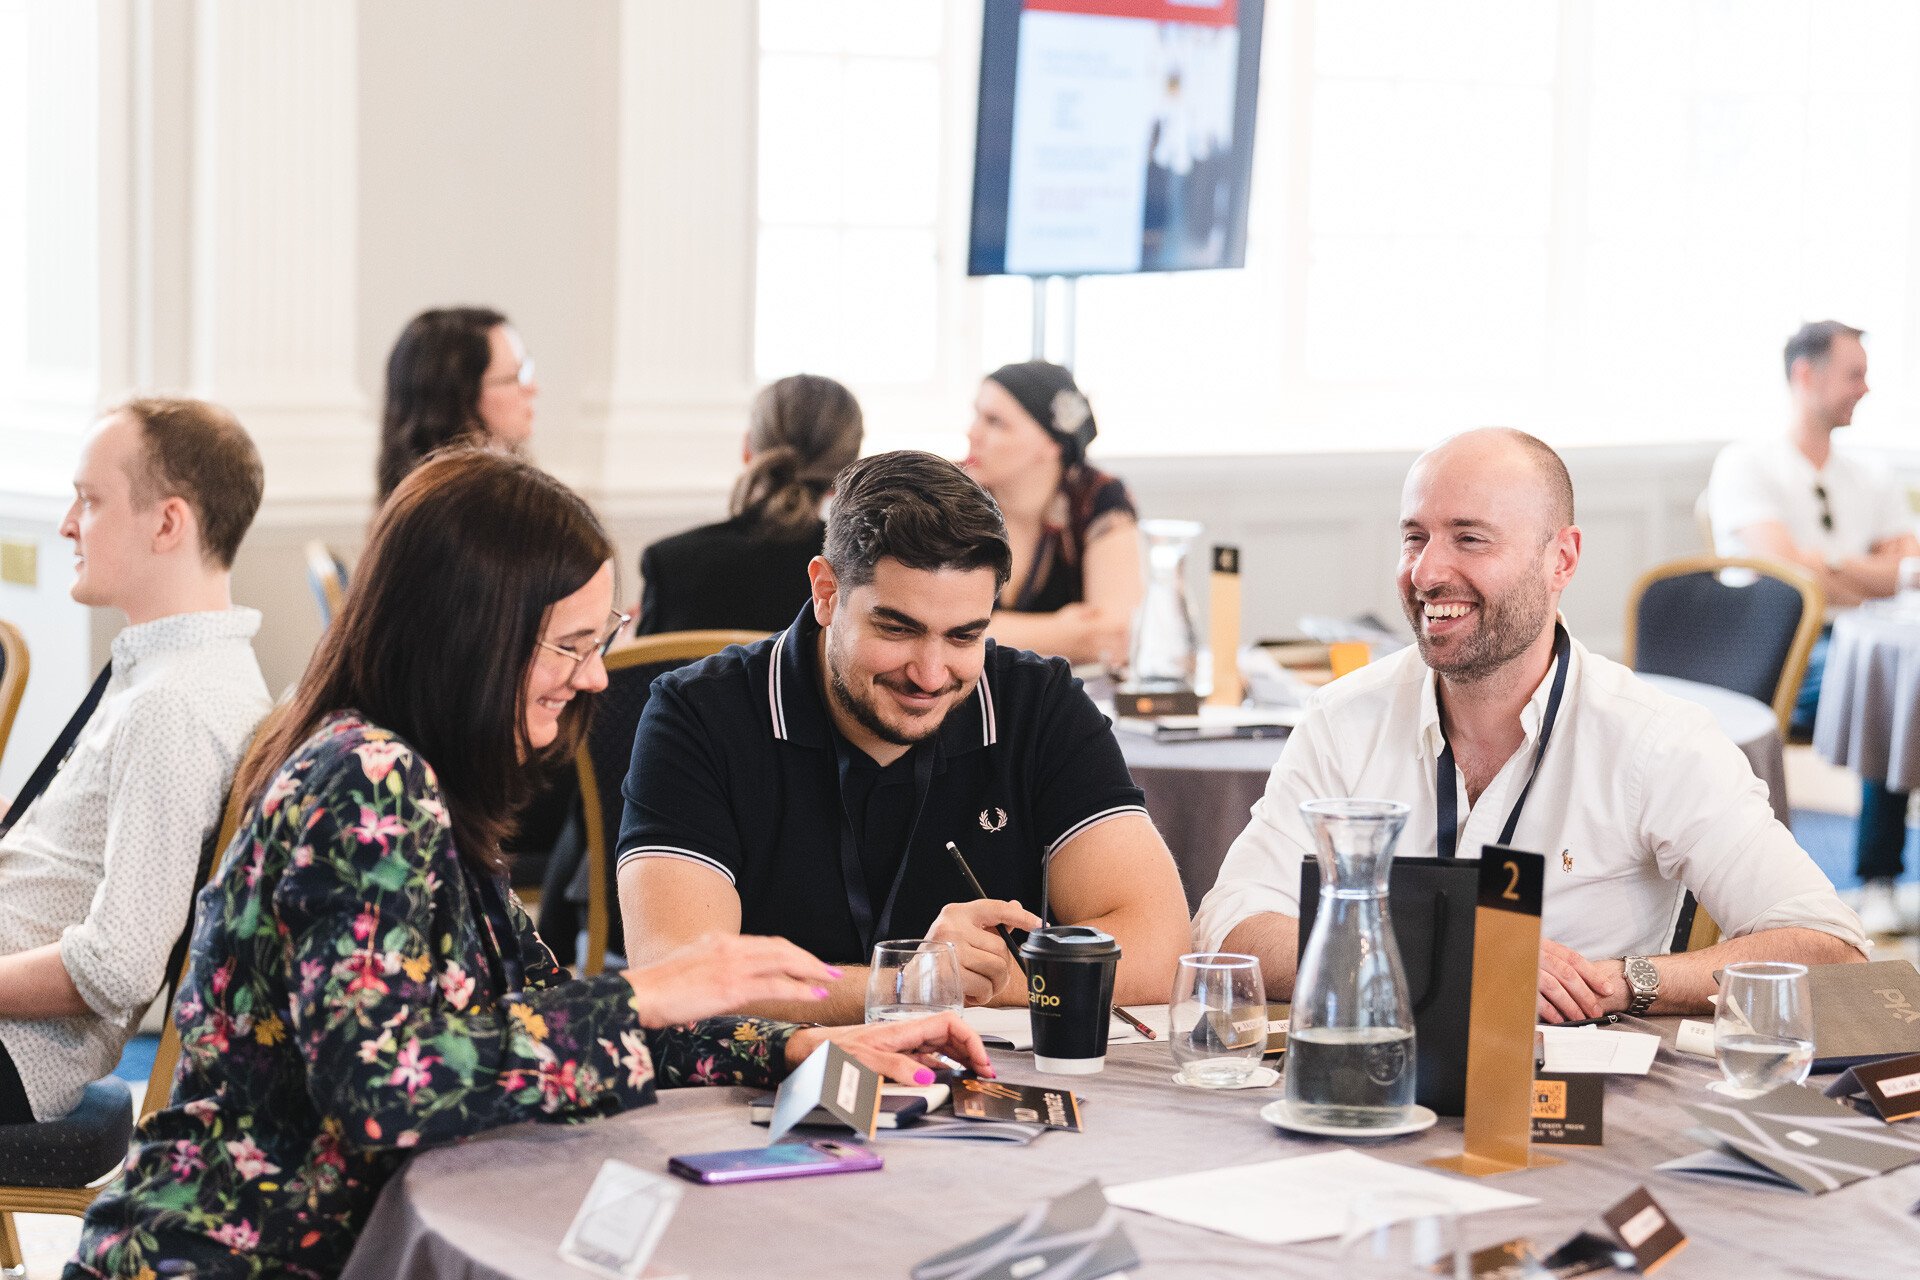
1501,860,1521,901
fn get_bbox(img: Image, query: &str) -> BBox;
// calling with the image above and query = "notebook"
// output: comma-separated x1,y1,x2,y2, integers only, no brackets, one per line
1807,959,1920,1070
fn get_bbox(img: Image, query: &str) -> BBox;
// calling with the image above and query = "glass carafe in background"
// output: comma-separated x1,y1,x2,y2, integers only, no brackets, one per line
1128,519,1203,688
1285,799,1417,1129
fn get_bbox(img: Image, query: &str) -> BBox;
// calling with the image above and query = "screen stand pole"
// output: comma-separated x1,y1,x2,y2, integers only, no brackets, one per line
1030,275,1049,359
1060,276,1077,372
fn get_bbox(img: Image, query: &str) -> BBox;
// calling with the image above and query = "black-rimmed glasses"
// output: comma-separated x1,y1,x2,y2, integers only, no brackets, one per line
1813,482,1833,532
536,609,631,676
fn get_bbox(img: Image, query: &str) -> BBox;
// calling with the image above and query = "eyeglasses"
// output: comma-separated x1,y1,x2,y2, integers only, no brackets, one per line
1813,482,1833,532
483,358,536,390
536,610,631,676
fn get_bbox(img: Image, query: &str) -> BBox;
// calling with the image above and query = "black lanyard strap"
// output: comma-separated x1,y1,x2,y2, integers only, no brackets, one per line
833,740,939,959
0,662,112,842
1435,624,1571,860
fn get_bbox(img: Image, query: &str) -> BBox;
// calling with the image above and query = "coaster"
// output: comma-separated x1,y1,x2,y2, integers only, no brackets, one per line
1259,1099,1438,1139
1172,1064,1279,1090
1704,1079,1769,1098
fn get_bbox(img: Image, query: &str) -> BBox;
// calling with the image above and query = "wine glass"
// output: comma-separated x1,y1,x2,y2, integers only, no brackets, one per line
1712,961,1814,1098
864,939,963,1024
1170,952,1266,1086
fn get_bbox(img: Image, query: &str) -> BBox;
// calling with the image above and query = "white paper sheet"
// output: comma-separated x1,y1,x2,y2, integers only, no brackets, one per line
1105,1149,1536,1246
1537,1026,1661,1075
962,1004,1171,1052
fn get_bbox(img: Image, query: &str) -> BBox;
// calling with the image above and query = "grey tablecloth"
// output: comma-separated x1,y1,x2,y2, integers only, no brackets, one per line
1118,675,1788,909
342,1020,1920,1280
1815,606,1920,791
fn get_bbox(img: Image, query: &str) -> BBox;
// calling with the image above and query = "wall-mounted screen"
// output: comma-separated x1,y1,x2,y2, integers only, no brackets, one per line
968,0,1266,277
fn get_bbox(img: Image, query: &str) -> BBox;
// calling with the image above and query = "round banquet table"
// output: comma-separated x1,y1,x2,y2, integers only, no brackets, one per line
340,1019,1920,1280
1814,605,1920,791
1117,676,1789,909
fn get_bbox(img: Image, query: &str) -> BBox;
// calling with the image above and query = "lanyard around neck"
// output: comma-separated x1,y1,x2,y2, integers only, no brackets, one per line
1434,623,1571,860
832,738,940,959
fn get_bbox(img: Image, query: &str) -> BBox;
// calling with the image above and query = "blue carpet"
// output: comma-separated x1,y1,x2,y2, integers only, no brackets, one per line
113,1033,159,1086
1790,809,1920,892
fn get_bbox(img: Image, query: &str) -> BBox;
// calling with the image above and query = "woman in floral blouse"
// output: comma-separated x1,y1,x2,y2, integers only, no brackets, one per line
68,450,989,1279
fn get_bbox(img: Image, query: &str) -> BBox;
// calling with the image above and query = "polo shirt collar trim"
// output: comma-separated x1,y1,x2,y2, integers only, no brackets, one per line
1415,616,1580,761
765,606,998,754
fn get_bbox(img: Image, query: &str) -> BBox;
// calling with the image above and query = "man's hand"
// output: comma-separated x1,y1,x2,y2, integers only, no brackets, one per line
622,933,842,1028
1536,939,1624,1024
784,1012,996,1084
927,899,1044,1005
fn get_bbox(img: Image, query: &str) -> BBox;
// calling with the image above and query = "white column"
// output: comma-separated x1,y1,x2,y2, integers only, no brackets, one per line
591,3,759,504
188,0,365,506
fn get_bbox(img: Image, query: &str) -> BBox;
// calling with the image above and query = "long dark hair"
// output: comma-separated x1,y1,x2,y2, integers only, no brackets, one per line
729,374,864,532
377,307,507,501
237,450,613,874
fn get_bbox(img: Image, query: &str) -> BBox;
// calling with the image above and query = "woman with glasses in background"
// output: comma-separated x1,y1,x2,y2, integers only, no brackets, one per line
68,451,988,1280
376,306,540,503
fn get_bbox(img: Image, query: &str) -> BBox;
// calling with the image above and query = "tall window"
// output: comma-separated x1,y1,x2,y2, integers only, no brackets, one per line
757,0,1920,456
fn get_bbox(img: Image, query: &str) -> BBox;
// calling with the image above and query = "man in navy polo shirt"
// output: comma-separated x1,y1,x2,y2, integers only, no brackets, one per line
616,451,1191,1024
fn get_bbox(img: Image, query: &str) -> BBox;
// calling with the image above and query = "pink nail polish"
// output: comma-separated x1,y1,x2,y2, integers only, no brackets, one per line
825,966,844,979
811,986,829,999
913,1068,934,1085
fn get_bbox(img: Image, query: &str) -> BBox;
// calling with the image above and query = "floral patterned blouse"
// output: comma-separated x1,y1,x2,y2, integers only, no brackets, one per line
68,713,796,1280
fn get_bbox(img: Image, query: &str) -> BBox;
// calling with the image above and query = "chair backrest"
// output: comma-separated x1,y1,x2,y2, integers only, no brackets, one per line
0,619,26,771
140,721,271,1121
303,541,349,628
574,630,767,974
1621,555,1824,737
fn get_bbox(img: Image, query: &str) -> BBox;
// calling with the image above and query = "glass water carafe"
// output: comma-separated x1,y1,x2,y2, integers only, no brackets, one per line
1128,519,1203,688
1284,798,1417,1129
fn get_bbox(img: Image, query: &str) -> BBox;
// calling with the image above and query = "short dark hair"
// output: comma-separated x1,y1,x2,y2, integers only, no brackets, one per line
823,450,1012,590
114,396,264,569
235,450,613,876
1783,320,1865,381
377,306,508,500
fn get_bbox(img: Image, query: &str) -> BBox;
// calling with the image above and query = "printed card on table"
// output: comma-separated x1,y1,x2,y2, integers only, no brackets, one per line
766,1041,880,1144
951,1077,1082,1131
1660,1081,1920,1194
912,1180,1137,1280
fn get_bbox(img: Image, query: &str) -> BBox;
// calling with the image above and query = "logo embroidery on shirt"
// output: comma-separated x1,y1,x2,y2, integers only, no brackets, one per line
979,807,1008,833
1561,849,1573,873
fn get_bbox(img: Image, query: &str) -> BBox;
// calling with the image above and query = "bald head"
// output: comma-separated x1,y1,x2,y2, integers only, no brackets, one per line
1411,428,1574,538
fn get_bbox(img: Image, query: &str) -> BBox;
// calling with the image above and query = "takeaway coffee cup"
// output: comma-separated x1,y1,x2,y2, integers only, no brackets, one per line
1019,925,1122,1074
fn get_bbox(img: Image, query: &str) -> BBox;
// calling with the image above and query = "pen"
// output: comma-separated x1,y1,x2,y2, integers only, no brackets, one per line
1553,1012,1622,1030
943,841,1029,979
1112,1004,1157,1041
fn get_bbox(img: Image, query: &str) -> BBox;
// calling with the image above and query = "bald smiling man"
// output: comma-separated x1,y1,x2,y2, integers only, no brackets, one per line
1194,429,1868,1023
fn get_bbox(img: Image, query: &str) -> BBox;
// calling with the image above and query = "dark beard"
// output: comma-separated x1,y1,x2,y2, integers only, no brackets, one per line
824,641,957,748
1402,581,1553,683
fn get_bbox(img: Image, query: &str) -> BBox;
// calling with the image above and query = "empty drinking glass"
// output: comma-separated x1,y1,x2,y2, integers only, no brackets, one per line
1713,961,1814,1098
864,939,964,1024
1338,1190,1466,1279
1170,953,1267,1086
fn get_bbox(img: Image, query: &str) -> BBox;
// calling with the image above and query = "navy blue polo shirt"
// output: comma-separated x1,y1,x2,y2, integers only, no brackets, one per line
615,606,1148,966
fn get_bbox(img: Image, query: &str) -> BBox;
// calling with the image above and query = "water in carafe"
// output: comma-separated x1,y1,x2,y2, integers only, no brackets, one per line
1284,799,1417,1129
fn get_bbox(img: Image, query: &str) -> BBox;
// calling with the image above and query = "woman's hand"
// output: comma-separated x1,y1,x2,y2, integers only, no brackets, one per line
784,1012,996,1085
622,933,840,1028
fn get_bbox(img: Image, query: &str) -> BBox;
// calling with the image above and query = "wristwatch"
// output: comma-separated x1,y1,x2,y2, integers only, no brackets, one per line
1621,955,1660,1016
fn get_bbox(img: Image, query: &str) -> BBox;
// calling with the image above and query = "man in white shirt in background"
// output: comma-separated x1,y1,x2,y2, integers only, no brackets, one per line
0,398,272,1126
1195,428,1868,1024
1707,321,1920,935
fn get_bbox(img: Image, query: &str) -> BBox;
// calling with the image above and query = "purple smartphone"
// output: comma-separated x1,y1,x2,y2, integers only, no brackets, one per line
667,1139,883,1185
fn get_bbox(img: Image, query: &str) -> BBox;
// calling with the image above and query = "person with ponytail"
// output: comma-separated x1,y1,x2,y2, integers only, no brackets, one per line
635,373,864,635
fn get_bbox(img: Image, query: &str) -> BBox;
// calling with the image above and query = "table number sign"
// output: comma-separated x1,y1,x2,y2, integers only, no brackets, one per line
1529,1072,1604,1147
1430,847,1559,1176
767,1041,881,1144
1206,544,1242,707
557,1160,685,1280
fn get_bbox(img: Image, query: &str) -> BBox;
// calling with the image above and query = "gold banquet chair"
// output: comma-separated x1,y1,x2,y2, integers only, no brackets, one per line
573,630,768,975
0,759,254,1268
0,619,26,770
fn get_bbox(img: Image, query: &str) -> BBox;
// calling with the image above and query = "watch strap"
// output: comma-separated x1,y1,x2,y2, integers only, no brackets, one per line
1623,955,1658,1015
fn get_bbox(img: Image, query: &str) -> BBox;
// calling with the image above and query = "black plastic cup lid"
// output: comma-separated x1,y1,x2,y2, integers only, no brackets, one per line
1018,924,1121,960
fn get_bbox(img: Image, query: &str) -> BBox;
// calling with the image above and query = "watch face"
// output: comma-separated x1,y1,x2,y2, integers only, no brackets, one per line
1626,957,1659,991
